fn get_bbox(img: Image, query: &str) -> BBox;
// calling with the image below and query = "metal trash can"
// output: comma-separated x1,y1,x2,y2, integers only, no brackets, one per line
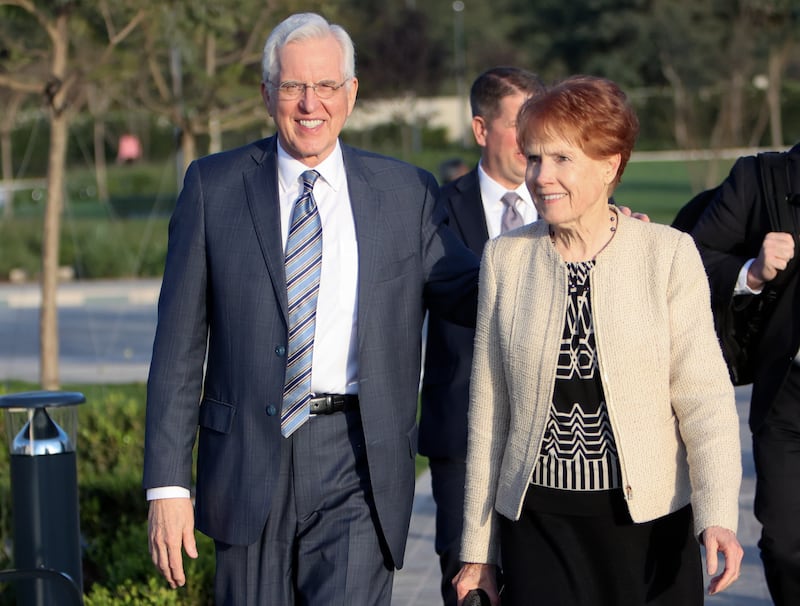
0,391,85,606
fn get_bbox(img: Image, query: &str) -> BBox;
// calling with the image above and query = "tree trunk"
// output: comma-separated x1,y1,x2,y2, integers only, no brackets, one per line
40,110,68,390
40,11,70,390
181,128,196,174
767,41,789,148
660,58,692,149
206,33,222,155
1,127,13,220
1,93,24,219
209,109,222,154
729,70,744,146
93,117,109,203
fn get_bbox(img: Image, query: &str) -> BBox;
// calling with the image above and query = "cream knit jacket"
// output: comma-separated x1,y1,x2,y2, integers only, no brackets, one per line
460,209,742,565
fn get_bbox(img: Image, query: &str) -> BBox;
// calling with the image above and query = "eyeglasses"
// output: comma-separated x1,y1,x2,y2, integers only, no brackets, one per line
269,80,349,100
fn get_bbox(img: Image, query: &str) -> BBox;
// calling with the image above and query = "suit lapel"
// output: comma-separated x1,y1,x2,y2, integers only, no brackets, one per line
341,145,383,348
242,137,290,321
446,170,490,254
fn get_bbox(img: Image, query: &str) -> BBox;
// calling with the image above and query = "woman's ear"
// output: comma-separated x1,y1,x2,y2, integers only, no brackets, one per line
605,153,622,184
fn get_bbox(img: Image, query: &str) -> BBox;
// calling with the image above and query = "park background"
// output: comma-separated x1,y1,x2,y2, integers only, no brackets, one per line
0,0,799,604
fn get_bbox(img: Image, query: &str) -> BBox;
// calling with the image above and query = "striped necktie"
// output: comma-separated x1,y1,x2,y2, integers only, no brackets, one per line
501,191,524,233
281,170,322,437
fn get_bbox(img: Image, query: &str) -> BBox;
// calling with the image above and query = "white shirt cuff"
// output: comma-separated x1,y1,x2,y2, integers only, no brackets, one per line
147,486,191,501
734,259,762,295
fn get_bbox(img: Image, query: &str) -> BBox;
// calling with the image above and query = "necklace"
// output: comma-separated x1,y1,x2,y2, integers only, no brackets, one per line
549,212,617,260
548,212,617,240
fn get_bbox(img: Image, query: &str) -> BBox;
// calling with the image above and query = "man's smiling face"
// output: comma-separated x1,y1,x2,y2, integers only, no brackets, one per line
262,35,358,167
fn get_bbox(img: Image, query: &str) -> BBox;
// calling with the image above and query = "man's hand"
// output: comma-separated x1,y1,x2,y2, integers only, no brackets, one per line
452,562,500,606
617,205,651,222
148,498,198,588
748,231,795,290
702,525,743,595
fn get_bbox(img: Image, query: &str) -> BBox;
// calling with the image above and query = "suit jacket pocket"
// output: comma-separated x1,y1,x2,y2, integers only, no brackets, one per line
199,397,236,434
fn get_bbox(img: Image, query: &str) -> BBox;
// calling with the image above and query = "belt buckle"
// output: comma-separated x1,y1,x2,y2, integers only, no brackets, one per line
308,393,332,416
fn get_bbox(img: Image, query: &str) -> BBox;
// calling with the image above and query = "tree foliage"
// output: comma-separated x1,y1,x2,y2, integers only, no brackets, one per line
0,0,798,168
0,0,145,388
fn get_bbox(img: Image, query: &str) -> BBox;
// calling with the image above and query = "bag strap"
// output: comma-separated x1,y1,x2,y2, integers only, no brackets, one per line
757,151,797,290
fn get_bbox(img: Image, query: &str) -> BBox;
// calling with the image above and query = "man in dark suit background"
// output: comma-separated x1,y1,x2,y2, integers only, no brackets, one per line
419,67,545,606
690,142,800,606
143,12,479,605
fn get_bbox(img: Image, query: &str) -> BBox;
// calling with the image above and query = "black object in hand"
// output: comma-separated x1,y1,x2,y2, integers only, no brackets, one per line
464,588,491,606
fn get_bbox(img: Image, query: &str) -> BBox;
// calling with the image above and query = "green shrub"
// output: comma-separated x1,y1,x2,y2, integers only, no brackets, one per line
85,577,181,606
0,216,169,280
0,382,214,605
83,516,215,603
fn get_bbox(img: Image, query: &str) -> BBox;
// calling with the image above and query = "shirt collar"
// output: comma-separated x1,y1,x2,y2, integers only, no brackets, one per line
276,138,346,194
477,162,533,206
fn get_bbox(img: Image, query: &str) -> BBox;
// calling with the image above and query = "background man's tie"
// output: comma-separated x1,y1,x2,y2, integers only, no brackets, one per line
500,191,524,233
281,170,322,437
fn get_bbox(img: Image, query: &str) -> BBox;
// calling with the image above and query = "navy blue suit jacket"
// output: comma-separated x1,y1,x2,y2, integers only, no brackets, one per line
692,143,800,431
143,136,479,567
420,168,488,460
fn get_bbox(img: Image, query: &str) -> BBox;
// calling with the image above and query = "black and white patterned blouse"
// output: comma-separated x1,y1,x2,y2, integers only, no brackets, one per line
531,260,621,492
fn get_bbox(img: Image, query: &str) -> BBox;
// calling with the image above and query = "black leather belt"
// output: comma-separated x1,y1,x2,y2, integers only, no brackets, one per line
308,394,359,415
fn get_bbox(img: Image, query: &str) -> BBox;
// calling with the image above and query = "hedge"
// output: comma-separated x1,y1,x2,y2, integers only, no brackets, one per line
0,382,215,605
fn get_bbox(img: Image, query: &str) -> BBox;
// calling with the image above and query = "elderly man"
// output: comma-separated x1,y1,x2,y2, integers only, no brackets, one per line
144,12,478,605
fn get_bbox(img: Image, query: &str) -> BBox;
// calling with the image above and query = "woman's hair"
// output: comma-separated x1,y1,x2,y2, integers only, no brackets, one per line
261,13,356,88
516,75,639,187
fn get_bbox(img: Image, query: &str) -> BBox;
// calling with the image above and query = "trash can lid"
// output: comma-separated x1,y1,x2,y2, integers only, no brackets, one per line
0,391,86,410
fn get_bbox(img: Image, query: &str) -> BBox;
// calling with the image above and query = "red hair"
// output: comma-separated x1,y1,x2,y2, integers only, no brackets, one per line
517,75,639,188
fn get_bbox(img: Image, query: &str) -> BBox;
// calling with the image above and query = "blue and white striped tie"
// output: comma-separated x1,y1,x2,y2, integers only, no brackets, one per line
281,170,322,437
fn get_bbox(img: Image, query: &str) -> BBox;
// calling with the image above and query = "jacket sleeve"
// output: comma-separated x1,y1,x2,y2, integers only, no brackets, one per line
460,239,508,565
668,234,741,535
691,155,765,307
143,161,209,491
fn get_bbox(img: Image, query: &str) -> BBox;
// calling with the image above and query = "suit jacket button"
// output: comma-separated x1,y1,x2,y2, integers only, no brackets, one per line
275,345,286,356
266,405,277,416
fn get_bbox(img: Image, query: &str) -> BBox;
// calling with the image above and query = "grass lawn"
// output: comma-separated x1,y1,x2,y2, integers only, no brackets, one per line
614,157,737,225
15,154,735,228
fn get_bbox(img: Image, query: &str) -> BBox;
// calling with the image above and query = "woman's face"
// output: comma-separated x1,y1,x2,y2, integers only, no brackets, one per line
524,135,619,228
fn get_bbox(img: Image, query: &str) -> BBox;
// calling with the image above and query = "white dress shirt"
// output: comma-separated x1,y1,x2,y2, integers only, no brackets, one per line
734,259,759,295
148,139,360,501
477,163,537,238
277,140,359,396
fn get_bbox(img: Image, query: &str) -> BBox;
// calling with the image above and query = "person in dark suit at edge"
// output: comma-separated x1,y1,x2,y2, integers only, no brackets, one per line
690,142,800,606
419,67,545,606
143,12,480,605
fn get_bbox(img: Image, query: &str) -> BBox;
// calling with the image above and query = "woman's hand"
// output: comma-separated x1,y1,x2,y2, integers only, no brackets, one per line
702,525,743,595
452,562,500,605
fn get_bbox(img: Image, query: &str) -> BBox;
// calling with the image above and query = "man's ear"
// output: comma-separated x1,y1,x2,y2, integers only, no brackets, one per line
261,82,275,118
345,77,359,117
472,116,487,147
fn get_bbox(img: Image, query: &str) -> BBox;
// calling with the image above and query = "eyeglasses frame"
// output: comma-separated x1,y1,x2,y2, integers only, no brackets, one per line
268,79,350,100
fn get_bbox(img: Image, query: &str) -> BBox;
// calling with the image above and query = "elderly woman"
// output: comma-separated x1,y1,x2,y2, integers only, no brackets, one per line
453,76,743,606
